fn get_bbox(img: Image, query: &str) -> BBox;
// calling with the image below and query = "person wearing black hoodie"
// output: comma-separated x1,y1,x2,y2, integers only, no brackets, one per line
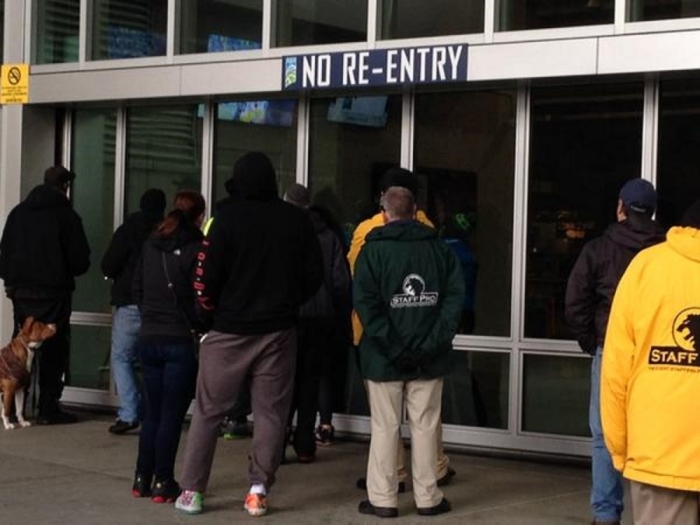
131,190,205,504
0,165,90,425
565,178,666,525
102,188,166,435
175,152,323,518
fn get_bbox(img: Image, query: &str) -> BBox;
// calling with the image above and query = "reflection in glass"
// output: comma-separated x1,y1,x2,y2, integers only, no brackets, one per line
656,79,700,227
629,0,700,21
212,99,297,206
414,90,516,337
442,351,509,429
275,0,368,47
91,0,167,60
308,95,401,245
381,0,483,39
497,0,613,31
525,83,643,340
68,325,112,390
179,0,263,55
126,106,203,216
522,354,590,436
35,0,79,64
71,109,117,314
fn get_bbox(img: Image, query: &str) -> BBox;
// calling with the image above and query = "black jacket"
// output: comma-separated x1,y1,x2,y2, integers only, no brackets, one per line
133,223,203,339
565,217,666,355
0,184,90,297
299,210,350,319
101,211,162,306
195,172,323,335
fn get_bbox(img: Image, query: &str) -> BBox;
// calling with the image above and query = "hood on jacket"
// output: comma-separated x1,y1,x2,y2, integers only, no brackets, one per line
309,209,329,234
228,152,278,201
25,184,71,211
366,220,436,243
667,226,700,263
150,222,203,253
604,218,666,252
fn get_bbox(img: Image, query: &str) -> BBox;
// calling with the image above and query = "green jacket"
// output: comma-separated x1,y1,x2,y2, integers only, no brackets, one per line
354,220,465,382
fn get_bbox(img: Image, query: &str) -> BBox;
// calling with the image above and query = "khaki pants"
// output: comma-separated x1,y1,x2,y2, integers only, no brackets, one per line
366,378,444,508
631,481,700,525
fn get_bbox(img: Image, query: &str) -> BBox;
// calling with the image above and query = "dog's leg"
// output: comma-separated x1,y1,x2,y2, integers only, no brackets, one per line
15,388,30,428
1,382,15,429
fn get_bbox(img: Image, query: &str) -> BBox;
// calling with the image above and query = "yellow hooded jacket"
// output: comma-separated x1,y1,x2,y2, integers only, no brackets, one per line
347,210,434,345
602,226,700,492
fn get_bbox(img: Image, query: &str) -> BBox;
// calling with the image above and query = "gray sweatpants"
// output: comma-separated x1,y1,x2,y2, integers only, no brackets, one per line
179,328,296,492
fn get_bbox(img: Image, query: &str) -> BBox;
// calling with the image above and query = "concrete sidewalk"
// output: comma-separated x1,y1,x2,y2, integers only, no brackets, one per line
0,411,632,525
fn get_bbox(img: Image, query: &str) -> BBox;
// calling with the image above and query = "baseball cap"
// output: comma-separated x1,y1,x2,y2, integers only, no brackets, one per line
44,165,76,188
619,178,657,214
284,183,310,208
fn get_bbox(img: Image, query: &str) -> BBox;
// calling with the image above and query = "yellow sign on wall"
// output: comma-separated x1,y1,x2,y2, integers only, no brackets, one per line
1,64,29,104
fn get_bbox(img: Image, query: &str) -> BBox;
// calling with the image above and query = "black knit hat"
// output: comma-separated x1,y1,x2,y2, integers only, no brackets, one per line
679,200,700,228
139,188,166,215
44,165,76,188
227,151,278,200
379,167,418,196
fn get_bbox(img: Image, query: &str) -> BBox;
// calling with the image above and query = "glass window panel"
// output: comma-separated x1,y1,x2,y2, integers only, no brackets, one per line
212,99,298,206
443,351,509,429
414,90,516,337
629,0,700,21
522,354,590,436
275,0,368,47
381,0,483,39
497,0,613,31
91,0,167,60
34,0,79,64
179,0,263,55
68,324,112,390
656,78,700,227
525,83,643,340
72,108,117,314
308,95,401,243
126,105,203,217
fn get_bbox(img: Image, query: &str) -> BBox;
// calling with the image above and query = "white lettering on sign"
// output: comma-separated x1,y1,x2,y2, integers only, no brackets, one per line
343,53,357,85
318,55,331,87
401,48,415,83
433,47,447,81
358,51,370,85
448,46,463,80
416,48,430,82
303,54,332,88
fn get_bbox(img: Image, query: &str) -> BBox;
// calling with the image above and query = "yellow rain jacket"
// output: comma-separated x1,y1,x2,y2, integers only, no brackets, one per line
602,226,700,492
347,210,434,345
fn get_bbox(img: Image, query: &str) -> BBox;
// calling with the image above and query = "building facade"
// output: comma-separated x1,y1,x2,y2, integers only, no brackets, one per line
1,0,699,457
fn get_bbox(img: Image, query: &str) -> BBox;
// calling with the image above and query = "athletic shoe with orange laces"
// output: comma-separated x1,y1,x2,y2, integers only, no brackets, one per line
244,492,268,517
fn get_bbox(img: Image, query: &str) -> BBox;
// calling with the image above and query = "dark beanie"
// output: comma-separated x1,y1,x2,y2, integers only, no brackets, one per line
379,167,418,196
139,188,166,215
679,200,700,229
228,151,278,199
44,165,76,188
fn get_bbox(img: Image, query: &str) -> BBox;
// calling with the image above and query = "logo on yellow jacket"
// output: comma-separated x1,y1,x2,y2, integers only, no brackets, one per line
649,307,700,367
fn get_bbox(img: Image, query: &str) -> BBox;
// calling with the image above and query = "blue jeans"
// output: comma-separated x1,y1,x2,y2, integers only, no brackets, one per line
590,347,624,522
111,305,142,423
136,337,197,481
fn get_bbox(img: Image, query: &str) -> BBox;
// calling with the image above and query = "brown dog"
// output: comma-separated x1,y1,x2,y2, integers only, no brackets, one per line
0,317,56,429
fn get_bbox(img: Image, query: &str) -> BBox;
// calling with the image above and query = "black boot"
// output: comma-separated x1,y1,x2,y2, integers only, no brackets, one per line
152,478,180,503
132,472,152,498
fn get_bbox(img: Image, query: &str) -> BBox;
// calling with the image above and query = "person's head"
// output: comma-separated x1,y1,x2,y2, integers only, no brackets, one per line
617,178,657,222
226,151,277,200
679,199,700,229
44,165,76,194
139,188,166,216
283,183,310,209
156,189,206,236
382,186,416,222
379,167,419,201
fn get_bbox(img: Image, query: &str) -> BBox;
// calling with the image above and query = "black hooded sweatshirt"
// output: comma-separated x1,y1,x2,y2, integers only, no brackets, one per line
101,210,162,306
565,216,666,355
195,154,323,335
0,184,90,297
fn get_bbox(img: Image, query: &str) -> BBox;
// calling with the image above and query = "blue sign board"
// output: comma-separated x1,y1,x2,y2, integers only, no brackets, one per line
282,44,468,91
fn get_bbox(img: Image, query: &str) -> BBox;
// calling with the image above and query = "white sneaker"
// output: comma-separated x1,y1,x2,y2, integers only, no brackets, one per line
175,490,203,514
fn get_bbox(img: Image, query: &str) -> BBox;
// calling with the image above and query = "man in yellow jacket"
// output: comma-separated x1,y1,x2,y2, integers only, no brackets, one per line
348,167,455,493
602,200,700,524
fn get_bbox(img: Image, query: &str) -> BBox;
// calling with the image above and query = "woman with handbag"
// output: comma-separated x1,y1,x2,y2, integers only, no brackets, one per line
131,189,206,503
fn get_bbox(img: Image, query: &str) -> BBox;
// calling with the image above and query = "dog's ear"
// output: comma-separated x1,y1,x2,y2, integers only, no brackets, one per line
21,317,35,332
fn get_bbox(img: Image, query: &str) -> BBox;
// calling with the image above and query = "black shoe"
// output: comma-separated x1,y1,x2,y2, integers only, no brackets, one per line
437,467,456,487
417,498,451,516
132,472,152,498
356,477,406,493
358,500,398,518
36,410,78,425
109,419,139,435
152,478,180,503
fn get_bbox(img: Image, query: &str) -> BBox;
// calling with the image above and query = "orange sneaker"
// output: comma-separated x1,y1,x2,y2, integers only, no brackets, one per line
244,492,267,517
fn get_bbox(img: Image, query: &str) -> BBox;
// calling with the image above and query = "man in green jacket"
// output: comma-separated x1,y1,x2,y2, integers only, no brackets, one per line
354,185,465,518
